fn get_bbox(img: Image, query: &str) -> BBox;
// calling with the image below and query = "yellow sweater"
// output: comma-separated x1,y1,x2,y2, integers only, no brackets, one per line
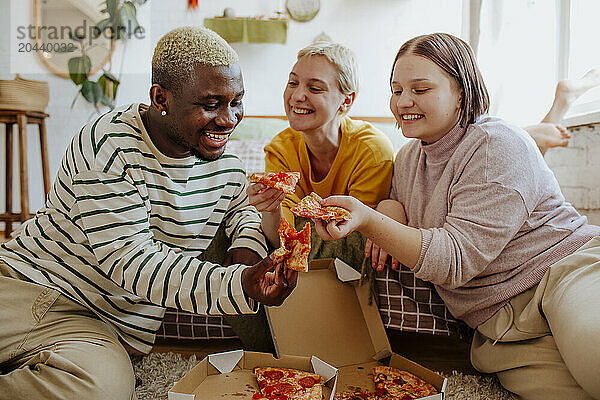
264,116,395,224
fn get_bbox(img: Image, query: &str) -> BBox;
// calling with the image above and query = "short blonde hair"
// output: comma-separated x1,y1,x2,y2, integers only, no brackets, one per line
297,41,359,96
152,26,239,92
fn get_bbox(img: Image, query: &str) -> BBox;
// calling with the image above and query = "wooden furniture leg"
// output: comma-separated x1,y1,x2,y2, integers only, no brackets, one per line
17,114,29,220
38,118,50,196
5,123,13,238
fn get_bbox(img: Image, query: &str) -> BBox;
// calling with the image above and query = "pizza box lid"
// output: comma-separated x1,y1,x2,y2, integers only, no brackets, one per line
265,258,446,399
168,350,339,400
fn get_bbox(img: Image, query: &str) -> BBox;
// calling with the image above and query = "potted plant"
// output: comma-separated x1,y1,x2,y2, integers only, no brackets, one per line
68,0,146,111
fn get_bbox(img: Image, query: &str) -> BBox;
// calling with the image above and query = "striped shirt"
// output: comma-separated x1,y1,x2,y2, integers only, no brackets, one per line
0,104,268,352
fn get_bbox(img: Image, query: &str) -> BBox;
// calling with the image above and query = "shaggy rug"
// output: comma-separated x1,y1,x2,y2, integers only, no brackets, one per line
132,352,516,400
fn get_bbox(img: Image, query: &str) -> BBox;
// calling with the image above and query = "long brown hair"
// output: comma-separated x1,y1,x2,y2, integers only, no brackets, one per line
391,33,489,127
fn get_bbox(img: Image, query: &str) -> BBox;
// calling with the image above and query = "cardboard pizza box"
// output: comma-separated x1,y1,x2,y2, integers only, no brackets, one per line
168,349,338,400
265,258,447,399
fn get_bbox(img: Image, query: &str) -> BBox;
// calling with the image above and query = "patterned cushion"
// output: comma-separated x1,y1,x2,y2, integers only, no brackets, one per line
376,265,473,341
157,309,238,340
226,139,272,176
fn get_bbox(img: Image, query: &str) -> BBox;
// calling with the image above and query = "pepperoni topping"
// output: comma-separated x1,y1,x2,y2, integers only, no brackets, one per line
298,376,318,388
375,387,388,396
264,385,276,396
263,370,284,381
252,392,266,400
274,382,295,394
400,394,414,400
393,377,406,385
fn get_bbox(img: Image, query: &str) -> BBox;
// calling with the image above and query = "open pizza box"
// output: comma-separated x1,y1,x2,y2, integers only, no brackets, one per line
265,258,447,399
168,350,339,399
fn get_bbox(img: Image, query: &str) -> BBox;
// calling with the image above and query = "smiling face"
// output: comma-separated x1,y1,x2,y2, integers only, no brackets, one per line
390,53,462,144
283,55,349,134
160,63,244,161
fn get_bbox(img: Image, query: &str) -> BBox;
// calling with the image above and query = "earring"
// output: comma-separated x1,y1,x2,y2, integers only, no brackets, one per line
161,110,167,116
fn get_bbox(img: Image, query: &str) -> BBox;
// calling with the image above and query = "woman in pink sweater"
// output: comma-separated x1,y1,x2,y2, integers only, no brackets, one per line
314,33,600,399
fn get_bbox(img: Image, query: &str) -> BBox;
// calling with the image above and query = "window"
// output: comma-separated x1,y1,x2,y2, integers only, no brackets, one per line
473,0,600,127
563,0,600,125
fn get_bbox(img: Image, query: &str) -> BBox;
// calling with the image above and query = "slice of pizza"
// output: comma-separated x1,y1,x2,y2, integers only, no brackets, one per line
249,172,301,195
372,366,438,399
273,218,311,272
254,366,325,400
334,387,378,400
291,192,351,221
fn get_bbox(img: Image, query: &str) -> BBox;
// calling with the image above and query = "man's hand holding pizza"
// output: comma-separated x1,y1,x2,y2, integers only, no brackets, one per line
241,253,298,306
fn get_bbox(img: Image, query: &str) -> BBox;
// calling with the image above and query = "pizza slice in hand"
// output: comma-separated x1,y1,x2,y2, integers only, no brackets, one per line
273,218,311,272
253,366,325,400
249,172,301,195
373,366,438,399
291,192,351,221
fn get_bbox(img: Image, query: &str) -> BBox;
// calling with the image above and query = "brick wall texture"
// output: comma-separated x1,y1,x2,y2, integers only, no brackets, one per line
546,123,600,225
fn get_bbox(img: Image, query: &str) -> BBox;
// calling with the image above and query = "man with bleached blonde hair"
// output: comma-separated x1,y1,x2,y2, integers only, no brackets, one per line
0,26,297,400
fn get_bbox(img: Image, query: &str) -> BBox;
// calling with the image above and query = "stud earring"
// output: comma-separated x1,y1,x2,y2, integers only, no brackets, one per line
161,110,167,116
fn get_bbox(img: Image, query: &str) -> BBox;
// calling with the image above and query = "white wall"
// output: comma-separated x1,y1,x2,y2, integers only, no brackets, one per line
1,0,464,215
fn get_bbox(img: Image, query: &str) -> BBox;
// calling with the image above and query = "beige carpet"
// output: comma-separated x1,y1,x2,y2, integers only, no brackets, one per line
132,352,516,400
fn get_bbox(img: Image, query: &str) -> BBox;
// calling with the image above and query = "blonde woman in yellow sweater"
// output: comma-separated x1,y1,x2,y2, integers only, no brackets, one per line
247,42,395,253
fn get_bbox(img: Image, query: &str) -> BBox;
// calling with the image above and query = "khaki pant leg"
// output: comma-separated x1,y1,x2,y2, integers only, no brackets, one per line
471,236,600,400
471,330,590,400
0,261,136,400
540,236,600,398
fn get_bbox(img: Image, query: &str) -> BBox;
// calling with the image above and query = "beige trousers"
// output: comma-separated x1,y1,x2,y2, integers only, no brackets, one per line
0,261,136,400
471,236,600,400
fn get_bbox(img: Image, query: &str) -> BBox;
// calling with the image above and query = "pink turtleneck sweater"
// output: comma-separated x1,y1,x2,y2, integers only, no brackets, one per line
391,115,600,328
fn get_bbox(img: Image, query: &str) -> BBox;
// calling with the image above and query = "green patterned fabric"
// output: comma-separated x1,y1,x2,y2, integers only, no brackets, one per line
204,18,288,44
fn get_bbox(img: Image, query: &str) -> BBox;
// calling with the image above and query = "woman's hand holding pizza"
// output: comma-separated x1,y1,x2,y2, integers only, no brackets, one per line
312,195,370,241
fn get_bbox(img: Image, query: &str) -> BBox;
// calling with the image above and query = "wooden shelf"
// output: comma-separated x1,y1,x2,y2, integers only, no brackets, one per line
204,18,288,44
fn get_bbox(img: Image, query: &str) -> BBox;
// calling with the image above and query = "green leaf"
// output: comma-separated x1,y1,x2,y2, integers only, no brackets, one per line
101,69,119,82
105,0,119,19
68,56,91,85
95,18,112,37
100,95,115,109
80,80,103,105
119,2,140,35
98,71,120,100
